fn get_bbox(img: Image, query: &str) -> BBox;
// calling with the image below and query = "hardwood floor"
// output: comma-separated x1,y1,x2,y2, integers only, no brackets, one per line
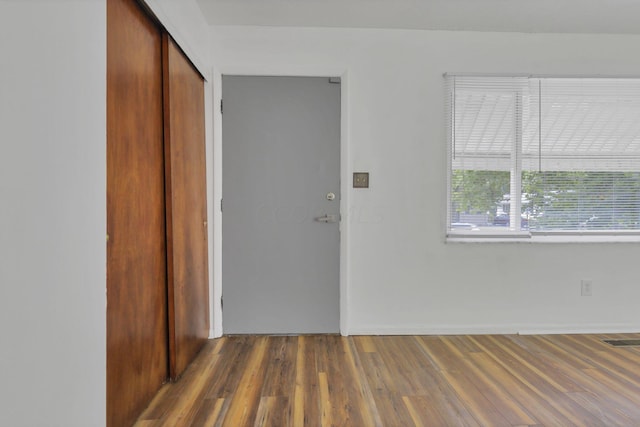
135,334,640,426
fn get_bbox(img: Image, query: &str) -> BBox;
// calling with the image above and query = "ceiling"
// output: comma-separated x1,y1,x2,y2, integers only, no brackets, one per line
196,0,640,35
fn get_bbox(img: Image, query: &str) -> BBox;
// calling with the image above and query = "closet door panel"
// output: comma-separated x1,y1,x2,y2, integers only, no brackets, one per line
163,35,210,379
107,0,167,425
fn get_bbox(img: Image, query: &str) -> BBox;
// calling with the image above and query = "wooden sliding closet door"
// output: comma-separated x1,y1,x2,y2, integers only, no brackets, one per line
163,35,210,379
107,0,167,426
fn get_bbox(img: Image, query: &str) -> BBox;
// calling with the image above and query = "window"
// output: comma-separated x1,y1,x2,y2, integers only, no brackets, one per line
446,76,640,239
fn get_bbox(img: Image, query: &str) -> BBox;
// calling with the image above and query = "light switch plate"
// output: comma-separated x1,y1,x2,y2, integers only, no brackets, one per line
353,172,369,188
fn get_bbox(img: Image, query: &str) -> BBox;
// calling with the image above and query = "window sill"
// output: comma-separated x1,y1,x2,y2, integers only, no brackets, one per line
447,232,640,243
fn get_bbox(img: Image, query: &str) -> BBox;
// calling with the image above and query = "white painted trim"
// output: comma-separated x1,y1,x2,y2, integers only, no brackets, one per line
214,64,350,80
447,234,640,243
348,323,640,336
518,324,640,335
349,324,521,335
212,68,223,338
213,65,350,337
204,76,217,340
339,71,351,337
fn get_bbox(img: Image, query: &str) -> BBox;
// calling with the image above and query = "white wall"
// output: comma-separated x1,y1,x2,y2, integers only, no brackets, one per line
211,25,640,335
0,1,106,426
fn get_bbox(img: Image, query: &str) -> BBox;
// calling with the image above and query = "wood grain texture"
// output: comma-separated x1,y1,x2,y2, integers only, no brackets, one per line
135,333,640,426
107,0,167,425
162,34,210,380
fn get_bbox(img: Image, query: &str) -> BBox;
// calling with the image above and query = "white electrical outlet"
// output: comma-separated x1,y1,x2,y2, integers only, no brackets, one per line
581,279,593,296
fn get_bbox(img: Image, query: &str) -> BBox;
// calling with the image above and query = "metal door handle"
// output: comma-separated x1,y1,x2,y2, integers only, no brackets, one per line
315,214,338,223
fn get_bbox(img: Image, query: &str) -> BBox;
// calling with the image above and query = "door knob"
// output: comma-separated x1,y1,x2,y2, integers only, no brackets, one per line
315,214,338,223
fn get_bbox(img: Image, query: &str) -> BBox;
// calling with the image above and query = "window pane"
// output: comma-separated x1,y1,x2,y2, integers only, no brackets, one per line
523,171,640,231
452,90,515,172
450,170,510,231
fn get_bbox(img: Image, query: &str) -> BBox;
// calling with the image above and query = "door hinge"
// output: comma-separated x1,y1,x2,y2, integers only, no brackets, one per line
220,99,223,114
220,198,223,212
221,295,223,311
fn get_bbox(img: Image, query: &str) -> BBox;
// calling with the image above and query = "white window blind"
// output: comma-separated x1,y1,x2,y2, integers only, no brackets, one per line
446,75,640,236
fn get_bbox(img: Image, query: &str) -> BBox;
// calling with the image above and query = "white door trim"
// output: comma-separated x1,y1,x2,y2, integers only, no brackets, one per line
211,65,351,337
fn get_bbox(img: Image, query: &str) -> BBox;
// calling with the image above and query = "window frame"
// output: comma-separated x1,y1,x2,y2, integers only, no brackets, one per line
445,74,640,243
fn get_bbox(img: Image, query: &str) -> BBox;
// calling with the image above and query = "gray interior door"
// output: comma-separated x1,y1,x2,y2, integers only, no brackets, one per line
222,76,341,334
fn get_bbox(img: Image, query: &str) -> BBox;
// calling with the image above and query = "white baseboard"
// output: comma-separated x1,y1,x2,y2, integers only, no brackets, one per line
518,324,640,335
206,324,640,338
347,323,640,336
348,324,520,336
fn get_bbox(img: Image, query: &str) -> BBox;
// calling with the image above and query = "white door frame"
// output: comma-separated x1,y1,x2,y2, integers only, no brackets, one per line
211,66,351,337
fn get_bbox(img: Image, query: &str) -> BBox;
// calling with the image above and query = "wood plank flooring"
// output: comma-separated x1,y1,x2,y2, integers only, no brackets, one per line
135,334,640,426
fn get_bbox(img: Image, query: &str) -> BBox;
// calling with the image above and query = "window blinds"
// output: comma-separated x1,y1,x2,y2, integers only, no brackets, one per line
447,75,640,233
446,76,530,171
527,78,640,172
